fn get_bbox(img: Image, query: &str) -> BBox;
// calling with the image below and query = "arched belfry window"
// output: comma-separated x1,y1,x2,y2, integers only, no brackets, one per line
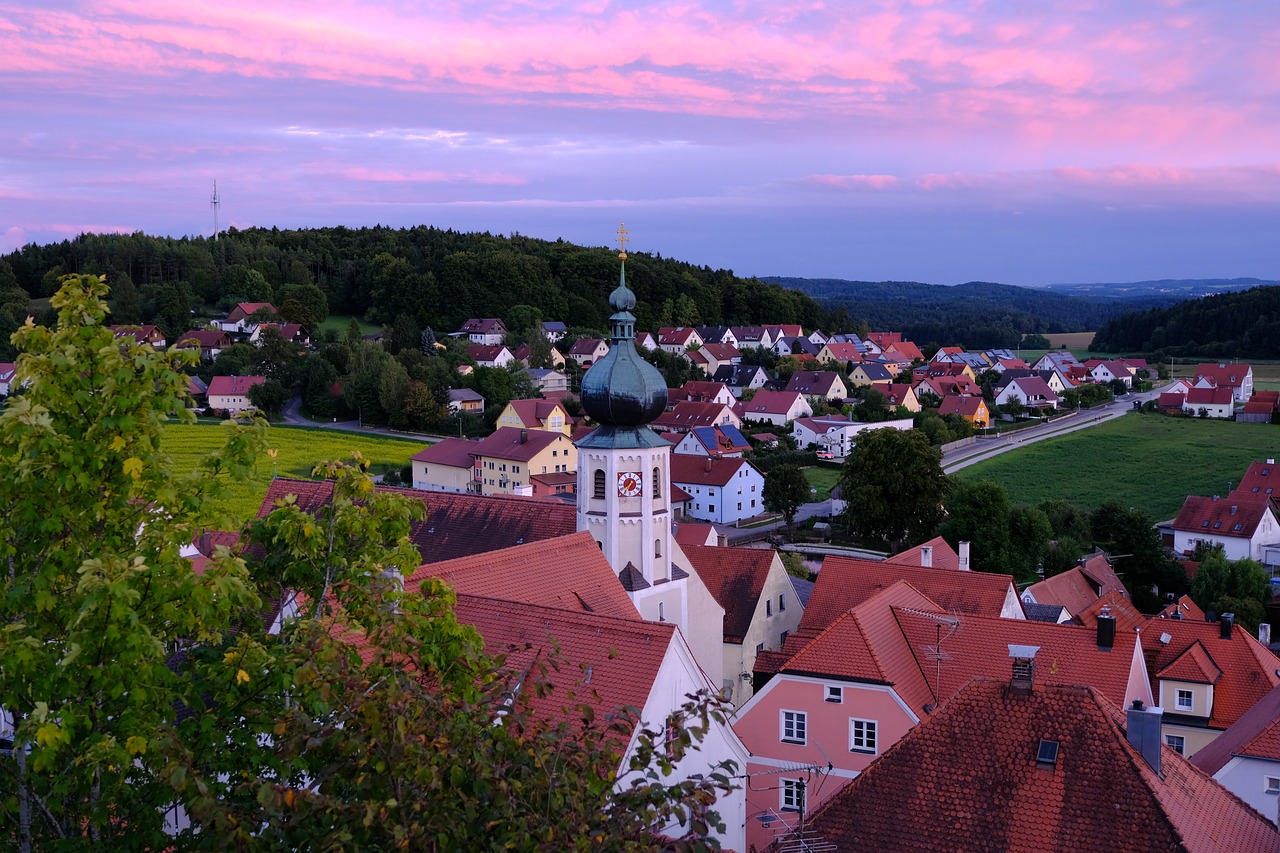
655,538,662,558
593,468,606,499
653,466,661,495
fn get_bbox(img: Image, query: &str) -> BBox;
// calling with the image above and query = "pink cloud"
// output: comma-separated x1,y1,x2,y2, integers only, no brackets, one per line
340,167,525,186
805,174,900,190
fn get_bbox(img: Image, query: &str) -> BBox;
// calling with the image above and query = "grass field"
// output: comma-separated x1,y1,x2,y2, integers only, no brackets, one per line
802,465,843,501
955,413,1280,520
316,314,381,337
161,422,427,526
1044,332,1095,348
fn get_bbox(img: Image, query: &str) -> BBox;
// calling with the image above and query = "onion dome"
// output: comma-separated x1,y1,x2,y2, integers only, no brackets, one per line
579,228,668,427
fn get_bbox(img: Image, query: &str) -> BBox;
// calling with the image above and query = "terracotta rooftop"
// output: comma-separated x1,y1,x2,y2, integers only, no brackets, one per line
1141,619,1280,730
1158,641,1223,685
406,531,639,621
796,555,1018,641
1172,494,1272,539
1155,595,1206,622
736,390,804,415
206,374,265,397
1192,682,1280,774
452,593,673,743
1022,555,1128,615
471,426,571,462
673,523,718,547
681,545,777,643
652,400,734,431
410,437,477,468
886,536,960,571
1234,459,1280,498
1073,590,1146,634
255,478,576,564
668,455,755,488
1195,362,1252,389
1185,386,1235,406
806,679,1280,853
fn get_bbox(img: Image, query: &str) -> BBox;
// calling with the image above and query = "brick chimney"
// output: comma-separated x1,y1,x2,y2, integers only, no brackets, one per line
1008,644,1039,694
1126,700,1164,775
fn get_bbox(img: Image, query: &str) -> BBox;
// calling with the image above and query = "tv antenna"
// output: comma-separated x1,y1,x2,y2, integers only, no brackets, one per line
211,180,220,242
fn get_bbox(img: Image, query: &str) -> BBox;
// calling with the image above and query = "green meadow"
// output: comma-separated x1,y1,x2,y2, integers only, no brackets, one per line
955,414,1280,520
161,422,426,526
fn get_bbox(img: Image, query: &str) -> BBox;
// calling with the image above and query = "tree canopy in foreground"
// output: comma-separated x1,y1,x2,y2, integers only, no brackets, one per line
0,274,735,851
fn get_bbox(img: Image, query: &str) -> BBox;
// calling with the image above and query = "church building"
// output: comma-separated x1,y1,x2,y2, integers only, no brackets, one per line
574,228,727,690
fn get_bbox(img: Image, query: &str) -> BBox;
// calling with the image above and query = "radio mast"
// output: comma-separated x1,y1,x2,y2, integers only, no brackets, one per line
210,180,220,242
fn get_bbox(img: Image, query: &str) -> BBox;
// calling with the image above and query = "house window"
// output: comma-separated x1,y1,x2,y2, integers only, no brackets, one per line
756,642,765,653
655,539,661,558
709,504,715,513
780,630,789,645
1176,689,1193,712
1266,776,1280,795
849,718,877,754
779,593,785,612
1165,734,1186,755
766,599,772,617
593,469,605,499
780,778,803,812
825,686,842,703
737,502,742,511
780,710,806,745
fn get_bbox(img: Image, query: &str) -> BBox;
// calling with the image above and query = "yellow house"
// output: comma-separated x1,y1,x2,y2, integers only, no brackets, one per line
472,427,578,497
496,398,572,435
849,363,895,387
938,395,989,429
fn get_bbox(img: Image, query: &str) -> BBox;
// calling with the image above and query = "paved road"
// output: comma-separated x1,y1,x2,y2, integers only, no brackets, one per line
281,396,446,443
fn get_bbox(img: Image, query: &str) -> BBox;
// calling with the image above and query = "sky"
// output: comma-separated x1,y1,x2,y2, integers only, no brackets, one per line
2,0,1279,286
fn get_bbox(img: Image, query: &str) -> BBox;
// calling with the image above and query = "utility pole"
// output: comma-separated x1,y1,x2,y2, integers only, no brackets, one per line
210,180,220,242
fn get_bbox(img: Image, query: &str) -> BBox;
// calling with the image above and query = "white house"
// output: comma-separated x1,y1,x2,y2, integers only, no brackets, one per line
735,391,812,427
206,374,265,413
457,318,508,346
1193,682,1280,825
468,344,515,369
1170,495,1280,563
0,362,16,397
218,302,277,334
791,415,913,456
669,455,767,525
1183,387,1235,419
995,376,1059,410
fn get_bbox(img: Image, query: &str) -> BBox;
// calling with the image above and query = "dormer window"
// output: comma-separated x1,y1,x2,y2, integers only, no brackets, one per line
1036,739,1059,768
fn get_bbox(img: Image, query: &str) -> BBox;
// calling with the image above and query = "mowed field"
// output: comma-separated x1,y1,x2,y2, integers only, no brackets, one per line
1044,332,1095,348
161,423,427,526
955,414,1280,520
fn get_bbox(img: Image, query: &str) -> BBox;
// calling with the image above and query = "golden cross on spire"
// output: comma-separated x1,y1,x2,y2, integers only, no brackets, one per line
615,222,629,259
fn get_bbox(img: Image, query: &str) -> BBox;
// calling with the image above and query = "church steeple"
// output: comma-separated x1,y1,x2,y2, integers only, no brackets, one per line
579,222,667,428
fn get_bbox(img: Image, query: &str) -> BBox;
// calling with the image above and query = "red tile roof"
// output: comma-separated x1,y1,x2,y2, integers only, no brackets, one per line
467,343,509,363
1195,362,1252,389
407,531,639,621
668,455,755,488
1141,619,1280,729
1234,459,1280,498
1155,594,1206,622
1193,683,1280,774
736,390,805,416
410,437,478,468
1172,494,1272,539
794,555,1017,642
937,395,987,419
452,594,673,743
807,679,1280,853
1185,386,1235,406
785,371,845,396
675,380,731,402
471,426,571,462
226,302,277,322
698,342,740,361
1158,641,1223,685
886,536,959,570
681,545,776,643
256,478,576,564
673,523,718,546
1073,590,1146,634
206,374,265,397
505,398,567,428
1023,556,1129,615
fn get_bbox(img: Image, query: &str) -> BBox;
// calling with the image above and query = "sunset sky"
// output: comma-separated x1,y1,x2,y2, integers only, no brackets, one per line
2,1,1278,285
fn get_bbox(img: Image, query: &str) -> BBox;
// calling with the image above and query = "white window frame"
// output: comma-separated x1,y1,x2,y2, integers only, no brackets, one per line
780,710,807,745
1165,734,1186,755
780,778,803,812
849,718,878,754
1266,776,1280,795
1176,689,1193,712
825,685,842,704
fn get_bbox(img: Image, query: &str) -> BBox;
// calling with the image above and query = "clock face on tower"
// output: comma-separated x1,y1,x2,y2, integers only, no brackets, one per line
617,471,642,497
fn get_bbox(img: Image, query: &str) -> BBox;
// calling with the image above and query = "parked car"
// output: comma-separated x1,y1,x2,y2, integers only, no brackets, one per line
816,450,835,460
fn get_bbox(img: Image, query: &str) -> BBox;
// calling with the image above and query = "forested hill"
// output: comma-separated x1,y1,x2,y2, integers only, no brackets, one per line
1090,285,1280,359
0,226,826,344
764,277,1152,349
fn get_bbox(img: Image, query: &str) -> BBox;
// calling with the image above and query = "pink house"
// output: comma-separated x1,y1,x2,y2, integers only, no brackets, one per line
734,580,1153,850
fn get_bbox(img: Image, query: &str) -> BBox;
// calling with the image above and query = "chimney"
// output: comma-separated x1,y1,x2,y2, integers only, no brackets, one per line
958,541,971,571
1268,458,1275,465
1126,700,1164,775
704,457,712,473
1259,623,1271,646
920,545,933,568
1097,607,1116,651
1008,644,1039,694
519,429,528,444
1221,612,1235,640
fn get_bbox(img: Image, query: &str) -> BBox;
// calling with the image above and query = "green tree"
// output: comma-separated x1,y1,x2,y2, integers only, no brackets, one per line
763,464,811,533
941,480,1013,574
840,428,950,551
0,274,268,850
247,377,290,419
1190,545,1271,631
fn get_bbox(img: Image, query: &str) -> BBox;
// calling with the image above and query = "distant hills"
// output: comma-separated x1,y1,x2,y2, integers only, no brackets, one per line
1037,278,1278,301
1091,285,1280,359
